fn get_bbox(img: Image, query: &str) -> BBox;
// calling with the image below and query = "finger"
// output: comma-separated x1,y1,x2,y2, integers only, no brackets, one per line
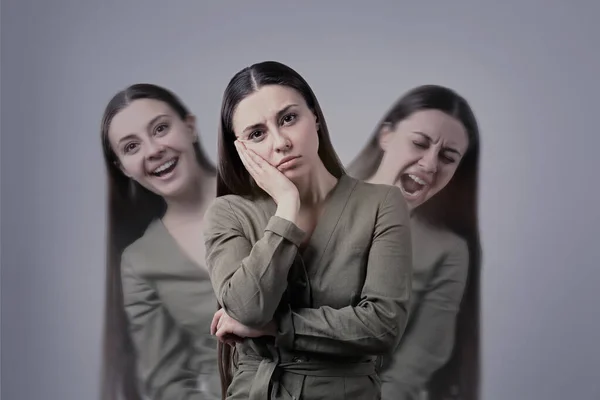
236,142,261,177
244,148,271,172
239,144,264,174
210,309,224,335
210,309,222,335
215,325,229,341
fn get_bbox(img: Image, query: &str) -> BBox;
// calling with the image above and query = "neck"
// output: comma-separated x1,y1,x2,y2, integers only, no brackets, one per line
364,169,387,186
293,161,339,208
163,170,216,222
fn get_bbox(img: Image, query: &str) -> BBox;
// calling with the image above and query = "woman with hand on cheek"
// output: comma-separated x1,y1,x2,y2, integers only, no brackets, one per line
203,61,413,400
348,84,482,400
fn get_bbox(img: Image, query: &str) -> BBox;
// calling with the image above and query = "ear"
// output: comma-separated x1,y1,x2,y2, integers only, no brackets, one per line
309,108,319,130
377,122,394,152
184,114,198,142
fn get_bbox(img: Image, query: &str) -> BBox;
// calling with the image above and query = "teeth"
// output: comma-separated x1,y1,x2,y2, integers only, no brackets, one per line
153,159,175,173
408,174,426,185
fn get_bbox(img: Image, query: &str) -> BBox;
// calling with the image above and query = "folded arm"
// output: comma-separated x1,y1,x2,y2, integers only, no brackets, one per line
275,186,413,355
204,198,305,328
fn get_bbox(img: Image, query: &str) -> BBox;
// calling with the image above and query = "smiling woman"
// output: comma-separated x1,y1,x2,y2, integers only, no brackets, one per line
99,83,221,400
347,84,482,400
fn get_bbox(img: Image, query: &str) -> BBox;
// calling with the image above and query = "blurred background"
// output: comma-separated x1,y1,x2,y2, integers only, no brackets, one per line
2,1,599,399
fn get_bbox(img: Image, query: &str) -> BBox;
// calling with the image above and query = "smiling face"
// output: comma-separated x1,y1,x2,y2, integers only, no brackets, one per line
107,98,201,199
231,84,320,182
377,109,469,209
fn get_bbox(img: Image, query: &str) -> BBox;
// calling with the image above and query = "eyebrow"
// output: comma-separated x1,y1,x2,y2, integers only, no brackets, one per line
118,114,170,144
413,131,462,156
242,104,299,134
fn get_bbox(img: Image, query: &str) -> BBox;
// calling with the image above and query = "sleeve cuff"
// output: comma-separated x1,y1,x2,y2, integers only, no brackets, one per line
265,216,306,247
275,306,295,349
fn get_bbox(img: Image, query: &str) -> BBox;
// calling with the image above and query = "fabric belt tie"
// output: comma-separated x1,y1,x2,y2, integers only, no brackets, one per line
238,353,376,400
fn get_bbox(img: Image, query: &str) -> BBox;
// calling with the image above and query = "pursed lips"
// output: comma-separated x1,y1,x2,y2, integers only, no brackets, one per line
276,155,300,168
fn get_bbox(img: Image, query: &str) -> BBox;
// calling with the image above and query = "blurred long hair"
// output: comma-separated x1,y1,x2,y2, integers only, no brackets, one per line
99,83,216,400
347,84,482,400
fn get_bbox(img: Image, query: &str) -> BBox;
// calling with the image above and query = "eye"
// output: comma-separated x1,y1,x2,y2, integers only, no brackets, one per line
248,130,265,141
412,141,428,149
440,152,456,164
281,113,297,126
123,142,139,154
154,122,169,135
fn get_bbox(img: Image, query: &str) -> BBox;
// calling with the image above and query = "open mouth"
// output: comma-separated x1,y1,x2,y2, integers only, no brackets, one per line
150,157,178,177
399,173,428,198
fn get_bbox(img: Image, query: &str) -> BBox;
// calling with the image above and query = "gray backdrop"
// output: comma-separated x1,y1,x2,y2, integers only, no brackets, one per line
2,1,599,399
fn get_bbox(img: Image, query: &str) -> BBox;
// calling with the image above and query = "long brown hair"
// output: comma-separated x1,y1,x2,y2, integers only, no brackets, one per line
99,83,216,400
347,84,482,400
214,61,346,397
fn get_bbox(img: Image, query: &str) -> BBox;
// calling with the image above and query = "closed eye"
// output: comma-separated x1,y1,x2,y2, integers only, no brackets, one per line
413,141,428,149
440,153,456,163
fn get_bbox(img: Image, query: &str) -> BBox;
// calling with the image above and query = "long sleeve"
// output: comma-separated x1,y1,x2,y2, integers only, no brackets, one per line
380,237,469,400
121,254,205,400
275,186,412,355
204,197,306,328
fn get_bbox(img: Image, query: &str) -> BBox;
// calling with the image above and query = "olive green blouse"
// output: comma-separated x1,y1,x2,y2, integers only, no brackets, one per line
121,219,221,399
204,174,413,400
379,215,470,400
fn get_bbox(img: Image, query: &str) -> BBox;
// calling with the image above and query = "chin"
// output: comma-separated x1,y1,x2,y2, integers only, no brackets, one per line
153,181,189,199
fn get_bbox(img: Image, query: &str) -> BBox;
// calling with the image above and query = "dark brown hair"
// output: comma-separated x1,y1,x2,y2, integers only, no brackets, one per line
99,83,216,400
214,61,345,397
347,84,482,400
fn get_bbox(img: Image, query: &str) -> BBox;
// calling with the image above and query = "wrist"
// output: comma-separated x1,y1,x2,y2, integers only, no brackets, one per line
275,197,300,223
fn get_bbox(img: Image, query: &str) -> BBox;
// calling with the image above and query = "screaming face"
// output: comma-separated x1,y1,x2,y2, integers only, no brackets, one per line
377,109,469,209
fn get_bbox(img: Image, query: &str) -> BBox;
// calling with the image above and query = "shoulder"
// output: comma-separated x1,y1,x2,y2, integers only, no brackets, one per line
205,194,272,233
413,218,470,274
205,194,268,215
121,219,164,269
345,175,406,208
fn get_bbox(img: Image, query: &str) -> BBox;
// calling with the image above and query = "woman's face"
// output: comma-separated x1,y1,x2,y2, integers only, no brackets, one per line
376,109,469,209
107,98,200,199
231,85,320,182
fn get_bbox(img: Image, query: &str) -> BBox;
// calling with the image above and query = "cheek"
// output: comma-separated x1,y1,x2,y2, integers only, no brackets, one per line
120,157,145,178
304,131,320,154
296,120,319,147
389,138,419,160
434,167,458,190
380,145,415,171
244,142,273,162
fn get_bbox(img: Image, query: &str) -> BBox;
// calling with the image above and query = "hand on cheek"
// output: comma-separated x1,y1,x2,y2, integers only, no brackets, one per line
234,140,299,207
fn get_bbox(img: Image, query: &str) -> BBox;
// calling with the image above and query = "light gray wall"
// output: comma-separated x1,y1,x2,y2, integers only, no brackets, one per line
2,1,599,399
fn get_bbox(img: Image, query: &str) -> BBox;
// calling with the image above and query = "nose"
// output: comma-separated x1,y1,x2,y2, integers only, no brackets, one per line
418,149,438,174
273,130,292,153
145,139,166,159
